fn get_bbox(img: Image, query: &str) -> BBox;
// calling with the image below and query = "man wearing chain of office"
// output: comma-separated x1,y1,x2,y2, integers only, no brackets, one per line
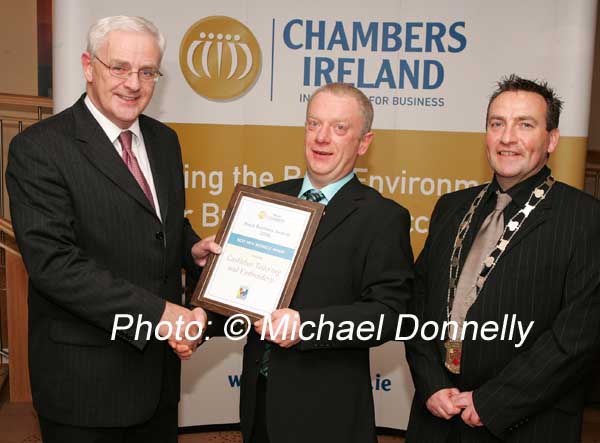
405,74,600,443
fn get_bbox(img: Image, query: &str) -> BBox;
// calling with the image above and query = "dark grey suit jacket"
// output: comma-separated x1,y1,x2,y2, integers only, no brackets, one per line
406,179,600,443
236,177,414,443
6,95,200,427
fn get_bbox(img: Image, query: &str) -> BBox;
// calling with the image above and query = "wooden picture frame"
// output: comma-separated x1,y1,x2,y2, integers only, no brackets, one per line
191,184,324,322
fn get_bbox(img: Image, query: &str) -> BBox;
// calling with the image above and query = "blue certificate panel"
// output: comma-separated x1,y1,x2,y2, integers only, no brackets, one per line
228,233,294,261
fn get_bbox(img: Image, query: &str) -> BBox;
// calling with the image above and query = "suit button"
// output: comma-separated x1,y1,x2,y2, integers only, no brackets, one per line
155,231,164,241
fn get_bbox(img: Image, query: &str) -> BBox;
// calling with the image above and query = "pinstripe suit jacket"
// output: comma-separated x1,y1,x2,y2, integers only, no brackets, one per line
6,95,200,427
405,176,600,443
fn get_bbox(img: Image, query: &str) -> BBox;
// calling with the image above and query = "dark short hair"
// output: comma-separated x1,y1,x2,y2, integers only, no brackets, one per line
486,74,563,131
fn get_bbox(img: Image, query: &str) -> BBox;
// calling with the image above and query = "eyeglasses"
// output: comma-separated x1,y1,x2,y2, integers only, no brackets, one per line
94,56,163,83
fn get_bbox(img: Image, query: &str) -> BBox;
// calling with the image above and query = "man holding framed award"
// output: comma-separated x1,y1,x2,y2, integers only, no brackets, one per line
181,83,414,443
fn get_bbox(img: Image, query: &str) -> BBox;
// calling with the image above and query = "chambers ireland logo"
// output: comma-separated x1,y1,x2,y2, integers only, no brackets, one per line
179,16,262,100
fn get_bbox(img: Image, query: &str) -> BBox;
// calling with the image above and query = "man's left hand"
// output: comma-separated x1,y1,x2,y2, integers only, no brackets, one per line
169,307,208,360
452,391,483,427
191,235,222,267
254,308,301,348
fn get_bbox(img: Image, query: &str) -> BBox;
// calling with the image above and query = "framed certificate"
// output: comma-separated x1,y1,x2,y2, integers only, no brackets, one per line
191,184,324,322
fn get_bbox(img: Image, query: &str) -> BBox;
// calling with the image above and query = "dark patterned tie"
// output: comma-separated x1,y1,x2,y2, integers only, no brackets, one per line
259,188,326,377
302,189,326,203
119,131,155,209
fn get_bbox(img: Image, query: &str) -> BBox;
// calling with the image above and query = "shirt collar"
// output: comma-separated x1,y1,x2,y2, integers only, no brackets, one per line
298,172,355,204
84,95,141,145
488,165,552,207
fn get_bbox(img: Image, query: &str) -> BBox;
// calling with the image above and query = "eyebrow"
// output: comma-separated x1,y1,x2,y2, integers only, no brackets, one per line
307,115,350,124
109,59,159,69
487,115,538,122
108,58,130,65
516,115,538,122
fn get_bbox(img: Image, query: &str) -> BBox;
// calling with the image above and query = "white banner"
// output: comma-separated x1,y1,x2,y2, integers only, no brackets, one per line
54,0,597,135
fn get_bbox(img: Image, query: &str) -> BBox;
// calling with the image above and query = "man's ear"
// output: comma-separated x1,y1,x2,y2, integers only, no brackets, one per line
82,52,94,82
547,128,559,154
358,132,374,157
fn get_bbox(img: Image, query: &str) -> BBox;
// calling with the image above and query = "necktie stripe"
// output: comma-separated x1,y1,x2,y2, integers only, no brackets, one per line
302,189,326,203
118,131,156,210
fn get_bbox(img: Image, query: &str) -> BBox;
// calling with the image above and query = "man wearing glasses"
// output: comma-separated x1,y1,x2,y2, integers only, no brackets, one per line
6,15,217,443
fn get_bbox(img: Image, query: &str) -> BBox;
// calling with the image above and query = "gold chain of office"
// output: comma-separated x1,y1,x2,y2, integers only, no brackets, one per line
445,174,555,325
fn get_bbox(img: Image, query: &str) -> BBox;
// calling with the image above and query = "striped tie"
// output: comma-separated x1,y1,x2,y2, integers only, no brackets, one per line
302,189,326,203
119,131,155,209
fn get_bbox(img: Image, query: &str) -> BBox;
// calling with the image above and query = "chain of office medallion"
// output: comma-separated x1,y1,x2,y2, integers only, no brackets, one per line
445,175,555,324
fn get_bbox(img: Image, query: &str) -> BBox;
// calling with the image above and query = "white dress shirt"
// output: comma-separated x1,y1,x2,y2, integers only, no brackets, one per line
84,96,162,221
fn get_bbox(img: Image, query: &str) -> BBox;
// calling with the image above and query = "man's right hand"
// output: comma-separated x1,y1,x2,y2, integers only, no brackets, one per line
158,301,205,347
426,388,462,420
169,308,208,360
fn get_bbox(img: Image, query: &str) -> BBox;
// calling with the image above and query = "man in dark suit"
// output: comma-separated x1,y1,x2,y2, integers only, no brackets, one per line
178,83,413,441
6,15,217,443
238,83,413,443
406,75,600,442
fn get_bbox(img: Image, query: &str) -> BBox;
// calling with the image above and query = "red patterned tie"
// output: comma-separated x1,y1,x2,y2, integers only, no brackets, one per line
118,131,155,209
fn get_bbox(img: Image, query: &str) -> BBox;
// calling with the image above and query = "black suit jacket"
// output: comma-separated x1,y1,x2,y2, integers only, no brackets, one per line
235,177,414,443
406,179,600,443
6,95,200,427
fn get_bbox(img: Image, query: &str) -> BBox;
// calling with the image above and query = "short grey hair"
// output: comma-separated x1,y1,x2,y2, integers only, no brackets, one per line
307,83,374,135
86,16,166,61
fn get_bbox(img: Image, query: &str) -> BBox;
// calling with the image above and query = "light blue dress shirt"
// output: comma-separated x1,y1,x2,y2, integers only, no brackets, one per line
297,172,355,205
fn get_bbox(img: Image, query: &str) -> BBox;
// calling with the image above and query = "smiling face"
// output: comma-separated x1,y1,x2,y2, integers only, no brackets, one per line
81,30,161,129
485,90,559,190
304,91,373,189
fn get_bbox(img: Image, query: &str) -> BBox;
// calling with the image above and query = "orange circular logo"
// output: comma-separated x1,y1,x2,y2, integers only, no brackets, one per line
179,16,262,100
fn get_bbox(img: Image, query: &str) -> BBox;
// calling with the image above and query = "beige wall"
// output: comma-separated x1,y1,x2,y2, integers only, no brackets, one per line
587,5,600,152
0,0,37,95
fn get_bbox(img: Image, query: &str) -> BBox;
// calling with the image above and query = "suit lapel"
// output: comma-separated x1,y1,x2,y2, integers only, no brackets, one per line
311,177,362,246
73,97,159,220
434,194,476,251
273,176,362,246
501,193,553,256
425,194,474,300
141,117,169,223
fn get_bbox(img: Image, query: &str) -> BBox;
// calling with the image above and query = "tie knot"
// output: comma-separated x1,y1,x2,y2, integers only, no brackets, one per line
495,192,512,212
118,131,133,153
302,189,326,203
